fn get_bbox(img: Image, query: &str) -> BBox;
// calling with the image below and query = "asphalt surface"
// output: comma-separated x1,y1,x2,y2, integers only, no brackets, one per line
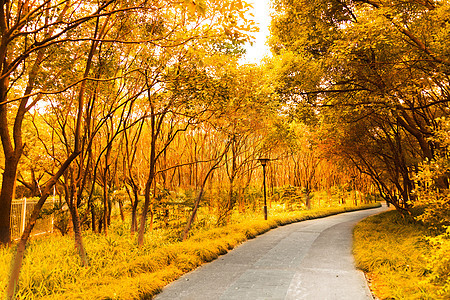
154,205,387,300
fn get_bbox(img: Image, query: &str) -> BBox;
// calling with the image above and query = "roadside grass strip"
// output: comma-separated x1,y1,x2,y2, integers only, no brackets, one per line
353,210,448,299
2,203,380,299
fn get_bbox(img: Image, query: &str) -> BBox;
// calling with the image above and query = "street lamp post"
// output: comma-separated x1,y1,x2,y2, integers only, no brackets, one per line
258,158,270,220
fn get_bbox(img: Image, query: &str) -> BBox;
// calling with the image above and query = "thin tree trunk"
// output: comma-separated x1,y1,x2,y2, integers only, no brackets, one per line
131,187,139,234
138,170,155,246
118,198,125,222
182,166,216,241
91,200,97,233
103,182,109,235
138,79,157,246
6,151,80,299
182,142,231,240
69,200,89,266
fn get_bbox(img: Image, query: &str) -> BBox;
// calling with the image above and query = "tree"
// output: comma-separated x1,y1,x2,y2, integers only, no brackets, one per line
182,135,231,240
0,0,135,246
413,117,450,229
127,0,258,245
270,0,450,212
206,64,273,224
5,0,258,297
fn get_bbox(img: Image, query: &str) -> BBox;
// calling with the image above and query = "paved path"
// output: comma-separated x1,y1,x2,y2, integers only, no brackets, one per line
154,206,387,300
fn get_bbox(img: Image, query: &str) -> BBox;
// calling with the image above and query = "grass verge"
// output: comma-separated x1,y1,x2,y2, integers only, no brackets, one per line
2,203,380,299
353,210,447,299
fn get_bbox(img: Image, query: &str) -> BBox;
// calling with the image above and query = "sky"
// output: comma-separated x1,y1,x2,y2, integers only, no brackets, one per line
241,0,272,64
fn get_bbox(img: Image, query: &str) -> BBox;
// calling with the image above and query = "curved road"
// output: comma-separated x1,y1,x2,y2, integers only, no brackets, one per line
154,206,387,300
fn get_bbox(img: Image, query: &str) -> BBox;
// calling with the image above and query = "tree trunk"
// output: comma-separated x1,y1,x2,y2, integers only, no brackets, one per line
0,155,19,245
118,198,125,222
138,171,154,246
102,182,109,235
183,166,217,241
305,187,311,210
90,197,97,233
137,93,157,246
69,201,89,266
131,187,139,234
6,150,80,299
183,143,230,240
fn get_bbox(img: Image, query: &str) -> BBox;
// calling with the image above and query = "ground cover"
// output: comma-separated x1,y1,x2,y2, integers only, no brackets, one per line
353,210,449,299
1,203,379,299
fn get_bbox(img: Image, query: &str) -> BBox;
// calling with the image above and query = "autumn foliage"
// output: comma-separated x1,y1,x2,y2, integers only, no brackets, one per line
1,0,450,299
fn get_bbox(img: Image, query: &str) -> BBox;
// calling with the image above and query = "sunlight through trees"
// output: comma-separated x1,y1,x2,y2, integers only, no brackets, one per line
1,0,449,299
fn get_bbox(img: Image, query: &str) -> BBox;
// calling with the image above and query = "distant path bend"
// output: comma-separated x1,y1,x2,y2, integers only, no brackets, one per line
154,206,387,300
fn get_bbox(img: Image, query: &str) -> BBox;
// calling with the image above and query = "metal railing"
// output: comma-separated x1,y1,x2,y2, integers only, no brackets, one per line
10,198,56,240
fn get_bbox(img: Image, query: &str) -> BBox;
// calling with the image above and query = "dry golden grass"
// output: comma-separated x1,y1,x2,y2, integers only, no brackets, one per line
353,210,446,300
2,203,380,299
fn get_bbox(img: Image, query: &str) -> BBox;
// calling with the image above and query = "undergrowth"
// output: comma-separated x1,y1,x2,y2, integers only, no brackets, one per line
2,203,380,299
353,210,448,299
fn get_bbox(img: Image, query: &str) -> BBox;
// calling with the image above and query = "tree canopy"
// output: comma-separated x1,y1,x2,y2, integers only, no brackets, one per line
270,0,450,215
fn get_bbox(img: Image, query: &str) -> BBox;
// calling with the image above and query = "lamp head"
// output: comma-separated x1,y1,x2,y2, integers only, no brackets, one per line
258,158,270,166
